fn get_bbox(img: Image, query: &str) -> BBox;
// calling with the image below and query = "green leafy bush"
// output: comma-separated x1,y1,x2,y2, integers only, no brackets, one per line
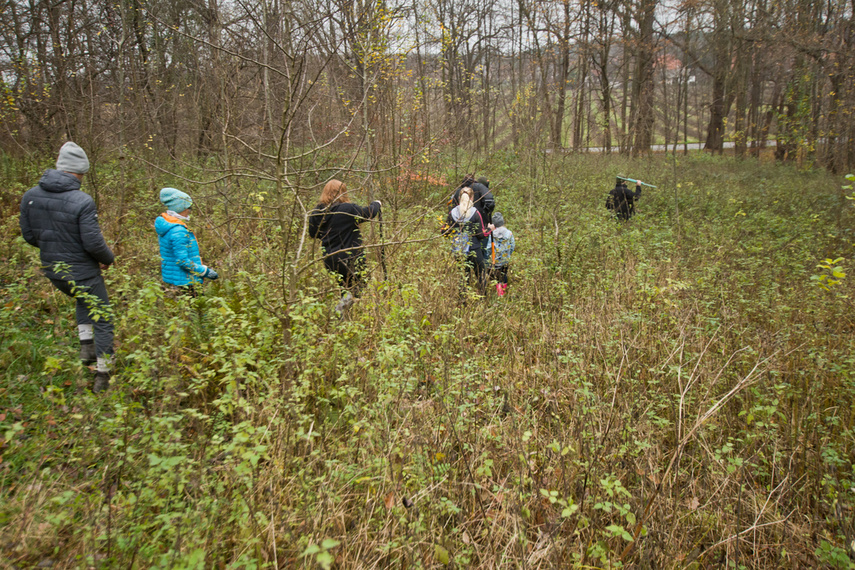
1,153,854,567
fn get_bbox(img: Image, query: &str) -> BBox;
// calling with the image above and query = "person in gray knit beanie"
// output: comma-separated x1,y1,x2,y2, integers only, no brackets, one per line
55,142,90,174
486,211,515,296
20,142,115,393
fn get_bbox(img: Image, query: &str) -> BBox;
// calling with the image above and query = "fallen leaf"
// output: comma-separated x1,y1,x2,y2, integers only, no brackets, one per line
434,544,450,565
384,491,395,511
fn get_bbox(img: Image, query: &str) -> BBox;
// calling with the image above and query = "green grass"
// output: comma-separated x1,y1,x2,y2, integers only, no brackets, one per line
1,152,854,568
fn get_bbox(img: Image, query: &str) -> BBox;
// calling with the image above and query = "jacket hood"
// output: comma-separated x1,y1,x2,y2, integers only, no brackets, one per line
450,205,477,223
492,226,512,239
155,213,186,237
38,169,82,193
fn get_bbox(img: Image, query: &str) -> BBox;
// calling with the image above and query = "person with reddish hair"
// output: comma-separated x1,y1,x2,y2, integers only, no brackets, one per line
308,179,381,315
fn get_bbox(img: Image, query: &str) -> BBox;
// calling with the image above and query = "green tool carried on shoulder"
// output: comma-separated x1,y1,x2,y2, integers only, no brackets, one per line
617,175,657,188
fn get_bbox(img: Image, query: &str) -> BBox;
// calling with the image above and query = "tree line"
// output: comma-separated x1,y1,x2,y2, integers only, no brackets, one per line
1,0,853,173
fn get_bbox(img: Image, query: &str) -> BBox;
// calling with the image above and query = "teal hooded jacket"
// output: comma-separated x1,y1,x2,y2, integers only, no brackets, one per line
155,213,208,286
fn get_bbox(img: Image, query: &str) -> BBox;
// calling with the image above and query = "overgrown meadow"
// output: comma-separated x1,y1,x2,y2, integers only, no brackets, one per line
1,152,854,569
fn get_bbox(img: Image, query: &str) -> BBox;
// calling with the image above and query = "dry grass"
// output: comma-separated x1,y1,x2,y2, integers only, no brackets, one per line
1,153,854,568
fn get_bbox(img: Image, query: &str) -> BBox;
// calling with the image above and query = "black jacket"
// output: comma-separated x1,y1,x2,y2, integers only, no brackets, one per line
450,182,495,225
606,183,641,220
308,201,381,257
20,169,114,280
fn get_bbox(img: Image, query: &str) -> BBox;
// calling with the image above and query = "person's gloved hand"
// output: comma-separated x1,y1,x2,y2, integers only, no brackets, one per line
205,267,219,280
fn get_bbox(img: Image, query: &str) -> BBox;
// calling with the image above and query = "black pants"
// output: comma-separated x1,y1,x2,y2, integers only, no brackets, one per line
461,243,488,295
615,203,635,220
324,251,366,294
492,264,509,285
50,275,114,357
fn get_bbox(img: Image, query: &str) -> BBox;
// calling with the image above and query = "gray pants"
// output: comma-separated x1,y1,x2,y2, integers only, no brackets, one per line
50,275,114,357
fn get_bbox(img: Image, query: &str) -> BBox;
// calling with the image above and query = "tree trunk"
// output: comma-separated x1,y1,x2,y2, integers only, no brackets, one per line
631,0,656,156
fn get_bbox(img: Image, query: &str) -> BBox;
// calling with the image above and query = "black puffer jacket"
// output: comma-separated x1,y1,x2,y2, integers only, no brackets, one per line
20,169,114,280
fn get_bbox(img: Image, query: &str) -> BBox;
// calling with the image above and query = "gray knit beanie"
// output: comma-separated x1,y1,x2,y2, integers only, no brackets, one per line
492,212,505,227
55,142,90,174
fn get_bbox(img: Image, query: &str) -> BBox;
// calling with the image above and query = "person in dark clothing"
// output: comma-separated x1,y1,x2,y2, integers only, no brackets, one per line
450,174,495,226
474,176,495,260
19,142,115,393
308,179,381,315
443,186,492,296
605,178,642,220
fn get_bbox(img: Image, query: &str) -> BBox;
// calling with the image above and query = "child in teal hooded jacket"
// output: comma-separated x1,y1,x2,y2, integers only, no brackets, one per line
155,187,218,291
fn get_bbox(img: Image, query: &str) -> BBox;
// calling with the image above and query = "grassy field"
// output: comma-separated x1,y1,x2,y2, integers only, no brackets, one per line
1,151,854,568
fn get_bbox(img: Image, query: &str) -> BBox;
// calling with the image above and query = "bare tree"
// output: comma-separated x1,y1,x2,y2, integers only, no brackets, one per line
2,0,855,171
627,0,657,155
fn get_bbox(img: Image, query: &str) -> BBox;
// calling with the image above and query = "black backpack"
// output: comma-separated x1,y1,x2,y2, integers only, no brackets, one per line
605,188,618,210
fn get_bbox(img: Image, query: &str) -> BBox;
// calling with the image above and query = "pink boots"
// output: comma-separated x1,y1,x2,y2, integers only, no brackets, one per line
496,283,508,296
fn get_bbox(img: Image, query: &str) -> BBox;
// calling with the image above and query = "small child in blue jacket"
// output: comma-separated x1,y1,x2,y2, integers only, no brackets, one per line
154,187,218,295
486,212,515,296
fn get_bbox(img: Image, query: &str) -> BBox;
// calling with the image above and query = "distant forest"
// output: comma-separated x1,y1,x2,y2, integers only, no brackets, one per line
1,0,853,172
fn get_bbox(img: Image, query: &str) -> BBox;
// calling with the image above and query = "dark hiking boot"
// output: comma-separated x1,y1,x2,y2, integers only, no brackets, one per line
92,371,110,393
80,342,97,365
